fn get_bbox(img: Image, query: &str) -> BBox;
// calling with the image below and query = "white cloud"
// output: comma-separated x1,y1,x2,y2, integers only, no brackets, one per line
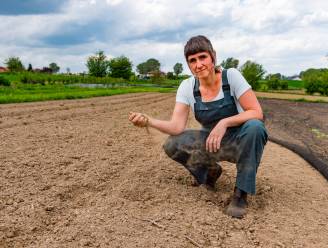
0,0,327,76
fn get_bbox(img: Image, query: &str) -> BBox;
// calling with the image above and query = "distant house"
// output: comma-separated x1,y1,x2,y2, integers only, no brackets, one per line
288,75,302,81
0,66,9,73
32,68,52,73
137,71,166,80
147,71,166,77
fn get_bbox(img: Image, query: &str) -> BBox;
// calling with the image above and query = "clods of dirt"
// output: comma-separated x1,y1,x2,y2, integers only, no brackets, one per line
1,93,327,247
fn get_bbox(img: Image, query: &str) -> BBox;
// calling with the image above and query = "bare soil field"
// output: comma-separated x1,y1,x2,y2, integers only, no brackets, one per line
1,93,327,248
260,98,328,178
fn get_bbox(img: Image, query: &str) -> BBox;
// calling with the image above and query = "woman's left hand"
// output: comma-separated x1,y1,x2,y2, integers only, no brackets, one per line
206,120,228,153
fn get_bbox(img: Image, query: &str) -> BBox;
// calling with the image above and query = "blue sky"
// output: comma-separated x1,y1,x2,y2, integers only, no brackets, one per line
1,0,327,76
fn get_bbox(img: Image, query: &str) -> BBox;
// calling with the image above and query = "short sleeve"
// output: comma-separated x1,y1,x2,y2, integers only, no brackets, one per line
176,78,192,105
227,68,252,99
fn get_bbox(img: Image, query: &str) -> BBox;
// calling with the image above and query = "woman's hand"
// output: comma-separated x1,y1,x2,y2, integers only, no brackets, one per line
206,120,228,153
129,112,149,128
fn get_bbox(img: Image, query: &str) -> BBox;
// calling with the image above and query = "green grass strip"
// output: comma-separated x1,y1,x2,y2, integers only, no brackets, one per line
0,85,175,104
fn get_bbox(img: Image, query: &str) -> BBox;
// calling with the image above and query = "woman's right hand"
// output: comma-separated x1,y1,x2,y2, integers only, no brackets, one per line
129,112,149,128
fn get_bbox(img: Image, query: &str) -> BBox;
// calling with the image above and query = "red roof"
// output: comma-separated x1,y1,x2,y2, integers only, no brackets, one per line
0,67,9,72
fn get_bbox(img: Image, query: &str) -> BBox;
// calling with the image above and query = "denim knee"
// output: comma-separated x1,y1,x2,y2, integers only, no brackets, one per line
241,119,267,140
163,135,191,164
163,136,178,158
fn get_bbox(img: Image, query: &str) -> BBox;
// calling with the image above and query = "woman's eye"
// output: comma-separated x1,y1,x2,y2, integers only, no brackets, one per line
199,55,207,60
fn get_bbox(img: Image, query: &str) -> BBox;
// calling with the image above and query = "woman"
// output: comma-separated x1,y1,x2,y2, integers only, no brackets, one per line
129,35,268,218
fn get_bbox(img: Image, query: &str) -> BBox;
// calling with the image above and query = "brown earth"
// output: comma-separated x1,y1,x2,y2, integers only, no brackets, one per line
0,93,327,248
260,98,328,175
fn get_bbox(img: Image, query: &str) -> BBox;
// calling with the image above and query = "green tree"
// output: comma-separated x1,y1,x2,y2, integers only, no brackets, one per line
137,58,161,75
108,56,133,80
86,51,109,77
173,62,183,76
49,62,60,74
27,63,33,71
5,57,25,71
146,58,160,72
221,57,239,69
49,62,60,73
136,62,147,75
240,60,265,90
166,72,175,79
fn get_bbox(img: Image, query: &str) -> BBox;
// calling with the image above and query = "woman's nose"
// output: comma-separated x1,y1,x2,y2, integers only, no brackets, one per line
195,59,203,69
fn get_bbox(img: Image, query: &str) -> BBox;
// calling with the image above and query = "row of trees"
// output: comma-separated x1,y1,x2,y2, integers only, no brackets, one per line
87,53,307,91
86,51,132,79
86,51,184,80
2,54,268,90
4,57,61,74
5,53,328,95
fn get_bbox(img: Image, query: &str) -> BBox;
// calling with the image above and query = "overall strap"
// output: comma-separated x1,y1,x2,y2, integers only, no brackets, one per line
193,77,202,102
222,69,233,104
193,69,232,103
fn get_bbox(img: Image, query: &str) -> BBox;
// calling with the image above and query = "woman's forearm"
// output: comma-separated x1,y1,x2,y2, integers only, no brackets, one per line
222,110,263,128
148,117,184,135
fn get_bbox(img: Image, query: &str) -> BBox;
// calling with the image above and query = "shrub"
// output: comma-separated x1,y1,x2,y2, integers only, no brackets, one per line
302,68,328,95
0,75,11,86
304,81,319,95
279,80,288,90
267,78,279,90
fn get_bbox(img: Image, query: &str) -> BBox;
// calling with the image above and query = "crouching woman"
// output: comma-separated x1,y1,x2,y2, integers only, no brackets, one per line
129,35,268,218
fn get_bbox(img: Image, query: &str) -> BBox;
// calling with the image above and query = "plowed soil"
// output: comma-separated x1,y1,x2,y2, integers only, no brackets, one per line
1,93,327,248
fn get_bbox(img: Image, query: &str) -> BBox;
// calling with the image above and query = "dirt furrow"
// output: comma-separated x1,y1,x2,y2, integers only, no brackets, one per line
0,94,174,130
1,93,327,248
0,92,166,118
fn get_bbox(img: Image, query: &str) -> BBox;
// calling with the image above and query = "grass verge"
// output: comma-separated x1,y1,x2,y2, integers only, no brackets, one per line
255,91,328,103
0,84,175,104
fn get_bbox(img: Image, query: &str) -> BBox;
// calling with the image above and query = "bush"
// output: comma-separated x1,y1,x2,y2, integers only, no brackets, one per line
266,79,289,91
279,80,288,90
267,78,279,90
240,61,265,91
302,68,328,95
317,81,328,96
304,80,319,95
0,75,11,86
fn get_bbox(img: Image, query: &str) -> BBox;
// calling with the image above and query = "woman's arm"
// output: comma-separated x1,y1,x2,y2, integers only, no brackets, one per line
129,102,190,135
206,89,263,152
221,89,263,128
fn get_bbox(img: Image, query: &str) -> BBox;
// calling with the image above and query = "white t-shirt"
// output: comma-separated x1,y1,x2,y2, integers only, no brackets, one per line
176,68,251,113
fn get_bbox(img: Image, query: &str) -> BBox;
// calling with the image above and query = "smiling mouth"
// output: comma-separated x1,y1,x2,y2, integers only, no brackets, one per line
195,68,207,73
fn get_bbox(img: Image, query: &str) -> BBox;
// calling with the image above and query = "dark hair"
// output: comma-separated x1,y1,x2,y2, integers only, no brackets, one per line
184,35,216,65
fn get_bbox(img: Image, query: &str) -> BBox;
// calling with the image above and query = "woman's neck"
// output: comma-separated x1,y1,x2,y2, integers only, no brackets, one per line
199,72,220,89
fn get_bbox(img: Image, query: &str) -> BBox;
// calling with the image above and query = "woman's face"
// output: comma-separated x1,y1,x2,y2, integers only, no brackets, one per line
187,51,215,78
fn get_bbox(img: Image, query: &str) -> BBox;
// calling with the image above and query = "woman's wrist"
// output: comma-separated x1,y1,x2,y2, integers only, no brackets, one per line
147,116,154,128
218,118,229,128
